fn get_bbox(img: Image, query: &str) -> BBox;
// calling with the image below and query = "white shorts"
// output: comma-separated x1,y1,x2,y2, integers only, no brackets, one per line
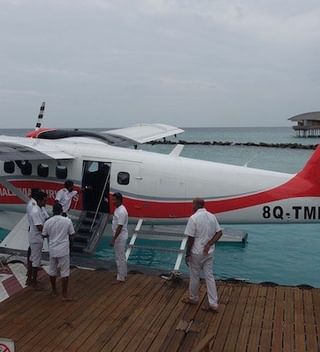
48,255,70,278
30,242,43,268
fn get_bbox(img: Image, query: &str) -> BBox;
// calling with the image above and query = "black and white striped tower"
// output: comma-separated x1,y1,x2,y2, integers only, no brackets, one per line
35,102,45,130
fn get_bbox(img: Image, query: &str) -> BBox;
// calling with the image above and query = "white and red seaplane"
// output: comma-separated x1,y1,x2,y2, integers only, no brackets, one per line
1,106,320,253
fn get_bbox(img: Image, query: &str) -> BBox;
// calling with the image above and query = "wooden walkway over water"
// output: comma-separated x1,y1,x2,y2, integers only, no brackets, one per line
0,268,319,351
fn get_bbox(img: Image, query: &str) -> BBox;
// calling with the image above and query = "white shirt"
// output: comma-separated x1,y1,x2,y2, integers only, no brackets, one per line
112,204,128,240
55,188,78,212
28,205,48,244
43,215,75,257
26,197,37,227
184,208,222,255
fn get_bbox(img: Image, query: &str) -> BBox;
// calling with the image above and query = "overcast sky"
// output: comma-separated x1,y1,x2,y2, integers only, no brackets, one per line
0,0,319,128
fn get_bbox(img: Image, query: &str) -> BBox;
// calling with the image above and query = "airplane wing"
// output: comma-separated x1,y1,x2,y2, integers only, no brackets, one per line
0,136,75,160
102,123,184,144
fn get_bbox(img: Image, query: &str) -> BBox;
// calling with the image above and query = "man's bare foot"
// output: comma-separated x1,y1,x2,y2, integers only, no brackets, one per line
181,297,198,305
62,297,75,302
201,304,219,313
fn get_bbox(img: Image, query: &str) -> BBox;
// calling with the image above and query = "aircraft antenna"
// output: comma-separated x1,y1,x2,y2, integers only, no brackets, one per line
35,102,46,130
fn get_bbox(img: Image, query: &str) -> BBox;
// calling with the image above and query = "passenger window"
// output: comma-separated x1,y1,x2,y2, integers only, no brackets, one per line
4,161,15,174
38,163,49,177
117,172,130,185
21,161,32,175
56,165,67,179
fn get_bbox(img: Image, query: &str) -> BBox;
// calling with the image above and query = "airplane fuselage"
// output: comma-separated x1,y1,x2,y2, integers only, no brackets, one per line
1,135,320,225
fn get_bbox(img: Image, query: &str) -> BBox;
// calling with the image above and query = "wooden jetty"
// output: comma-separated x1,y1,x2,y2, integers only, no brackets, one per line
0,268,319,351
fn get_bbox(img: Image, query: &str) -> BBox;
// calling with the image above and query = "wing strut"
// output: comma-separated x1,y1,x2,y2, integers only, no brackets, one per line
0,178,29,203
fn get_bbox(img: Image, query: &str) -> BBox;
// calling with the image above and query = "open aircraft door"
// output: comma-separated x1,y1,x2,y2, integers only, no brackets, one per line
81,161,111,214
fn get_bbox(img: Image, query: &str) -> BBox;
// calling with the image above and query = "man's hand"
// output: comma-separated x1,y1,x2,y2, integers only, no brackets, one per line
185,254,191,266
203,243,211,255
110,237,115,247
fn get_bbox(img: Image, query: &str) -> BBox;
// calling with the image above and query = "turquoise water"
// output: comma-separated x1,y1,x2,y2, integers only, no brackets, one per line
2,127,320,287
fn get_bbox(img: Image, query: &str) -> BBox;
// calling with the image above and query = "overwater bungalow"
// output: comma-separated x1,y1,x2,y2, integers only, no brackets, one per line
289,111,320,137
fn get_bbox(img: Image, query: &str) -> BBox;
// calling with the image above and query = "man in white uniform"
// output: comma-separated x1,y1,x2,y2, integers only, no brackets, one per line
29,191,49,289
183,198,223,312
26,188,40,285
111,192,128,283
55,180,78,216
42,202,75,300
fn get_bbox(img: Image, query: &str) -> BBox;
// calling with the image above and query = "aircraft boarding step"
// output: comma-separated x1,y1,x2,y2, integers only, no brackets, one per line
71,211,109,254
125,220,248,273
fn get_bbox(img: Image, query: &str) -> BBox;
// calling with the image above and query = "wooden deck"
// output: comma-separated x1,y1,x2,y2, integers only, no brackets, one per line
0,268,319,351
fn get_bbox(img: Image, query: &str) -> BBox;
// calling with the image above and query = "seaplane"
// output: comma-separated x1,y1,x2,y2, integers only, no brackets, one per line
1,103,320,254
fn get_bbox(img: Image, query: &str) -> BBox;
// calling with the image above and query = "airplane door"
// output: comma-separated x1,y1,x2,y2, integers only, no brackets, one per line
81,161,111,213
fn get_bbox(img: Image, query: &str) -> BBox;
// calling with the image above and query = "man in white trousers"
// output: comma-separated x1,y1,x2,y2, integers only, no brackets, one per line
183,198,223,312
111,192,128,284
42,202,75,301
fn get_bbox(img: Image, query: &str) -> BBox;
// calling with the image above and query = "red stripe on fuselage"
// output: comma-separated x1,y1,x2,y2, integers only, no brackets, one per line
121,172,319,218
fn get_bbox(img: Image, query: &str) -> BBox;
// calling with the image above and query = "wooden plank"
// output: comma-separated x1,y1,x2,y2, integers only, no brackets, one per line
27,270,111,352
312,289,320,352
234,284,259,352
126,281,187,352
100,277,167,351
177,282,227,352
209,283,242,352
199,283,234,351
75,275,156,352
0,269,320,352
0,269,55,329
41,270,131,351
303,290,318,352
17,270,98,351
259,286,276,352
221,285,249,352
283,287,294,352
246,286,267,352
0,269,86,343
271,286,285,351
158,283,207,351
52,273,153,352
294,288,306,352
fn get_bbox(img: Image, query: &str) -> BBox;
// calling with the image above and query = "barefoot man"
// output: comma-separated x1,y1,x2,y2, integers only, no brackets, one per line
42,202,75,300
183,198,223,312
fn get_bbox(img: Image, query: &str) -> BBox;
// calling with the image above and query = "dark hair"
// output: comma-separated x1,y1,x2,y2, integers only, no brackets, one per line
31,188,40,199
112,192,123,202
64,180,74,188
193,198,205,209
35,191,47,201
53,202,63,215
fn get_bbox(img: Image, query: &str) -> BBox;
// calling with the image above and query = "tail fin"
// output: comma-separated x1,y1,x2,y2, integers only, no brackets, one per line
297,145,320,183
35,102,45,130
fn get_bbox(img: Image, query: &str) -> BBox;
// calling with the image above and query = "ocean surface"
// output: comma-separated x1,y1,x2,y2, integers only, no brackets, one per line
1,127,320,287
